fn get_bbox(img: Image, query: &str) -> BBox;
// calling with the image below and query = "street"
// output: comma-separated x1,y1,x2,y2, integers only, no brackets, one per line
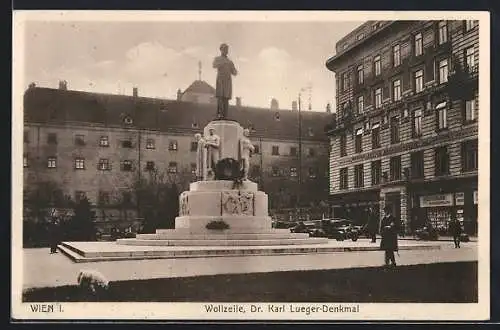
22,241,477,289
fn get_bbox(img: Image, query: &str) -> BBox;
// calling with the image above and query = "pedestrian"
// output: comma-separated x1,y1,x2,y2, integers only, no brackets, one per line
49,219,60,254
380,205,400,268
449,218,463,248
366,207,378,243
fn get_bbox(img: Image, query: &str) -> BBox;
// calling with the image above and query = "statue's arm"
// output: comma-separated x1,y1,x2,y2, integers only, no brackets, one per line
231,61,238,75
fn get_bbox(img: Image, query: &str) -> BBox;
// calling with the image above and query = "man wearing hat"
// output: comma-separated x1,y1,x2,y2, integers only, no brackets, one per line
213,43,238,119
380,204,400,267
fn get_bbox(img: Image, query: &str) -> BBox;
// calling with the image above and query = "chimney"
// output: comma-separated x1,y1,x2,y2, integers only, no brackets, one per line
236,97,242,107
270,98,279,110
28,82,36,89
58,80,68,90
133,87,138,97
177,89,182,101
292,101,298,111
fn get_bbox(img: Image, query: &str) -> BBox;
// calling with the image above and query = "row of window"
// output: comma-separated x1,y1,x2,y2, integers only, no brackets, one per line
348,51,475,114
342,21,477,92
339,99,476,157
338,140,478,190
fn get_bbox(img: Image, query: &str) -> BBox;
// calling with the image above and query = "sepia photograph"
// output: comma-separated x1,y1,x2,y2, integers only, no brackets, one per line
12,11,489,321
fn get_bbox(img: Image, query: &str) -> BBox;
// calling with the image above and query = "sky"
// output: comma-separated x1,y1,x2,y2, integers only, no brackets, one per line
24,20,363,111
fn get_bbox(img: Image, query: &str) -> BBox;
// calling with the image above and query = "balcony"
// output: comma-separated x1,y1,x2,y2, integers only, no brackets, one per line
447,58,478,100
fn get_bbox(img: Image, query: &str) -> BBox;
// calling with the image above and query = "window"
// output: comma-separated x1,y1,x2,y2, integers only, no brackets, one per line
357,33,364,40
169,140,178,151
371,160,382,185
23,154,29,168
393,44,401,67
414,33,423,56
343,44,348,50
168,161,178,174
465,99,476,122
436,101,447,130
374,55,381,76
371,123,381,149
357,96,364,114
98,159,111,171
74,191,86,202
390,116,400,144
375,88,382,108
122,139,133,148
74,157,85,170
355,128,363,153
462,140,478,172
438,21,448,44
342,72,349,91
122,160,133,172
24,131,29,144
146,138,155,149
290,167,298,177
308,148,315,157
271,166,280,177
354,164,364,188
99,136,109,147
272,145,279,156
390,156,402,181
289,147,297,157
393,79,401,101
357,64,364,84
250,165,261,178
145,161,155,171
465,20,476,32
414,70,424,93
438,59,449,84
465,47,475,70
74,134,85,146
122,191,132,205
254,145,260,154
411,151,424,179
98,191,110,205
190,141,198,152
47,157,57,168
308,167,317,179
339,167,348,190
340,135,347,157
190,163,197,176
435,146,449,176
413,109,423,137
47,133,57,144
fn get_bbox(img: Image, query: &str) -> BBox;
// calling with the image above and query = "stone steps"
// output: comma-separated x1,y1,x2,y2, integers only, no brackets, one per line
136,232,310,240
117,237,327,246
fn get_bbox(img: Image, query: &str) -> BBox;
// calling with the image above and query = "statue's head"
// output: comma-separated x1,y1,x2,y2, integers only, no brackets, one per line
209,128,215,135
220,43,229,56
194,133,202,141
243,128,250,137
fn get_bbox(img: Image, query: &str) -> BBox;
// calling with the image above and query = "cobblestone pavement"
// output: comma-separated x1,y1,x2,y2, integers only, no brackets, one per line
21,241,477,289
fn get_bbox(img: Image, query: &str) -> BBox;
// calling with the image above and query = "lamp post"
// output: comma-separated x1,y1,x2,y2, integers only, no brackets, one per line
297,88,306,219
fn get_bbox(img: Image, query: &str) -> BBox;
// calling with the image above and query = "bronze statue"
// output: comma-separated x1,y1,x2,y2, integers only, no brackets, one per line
213,43,237,119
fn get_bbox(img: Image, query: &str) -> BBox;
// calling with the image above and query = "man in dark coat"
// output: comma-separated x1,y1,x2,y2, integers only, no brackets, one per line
380,205,400,267
365,207,378,243
213,43,237,119
449,218,463,248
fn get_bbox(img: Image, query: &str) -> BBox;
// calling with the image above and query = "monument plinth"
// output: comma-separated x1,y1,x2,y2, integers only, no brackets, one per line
116,120,328,247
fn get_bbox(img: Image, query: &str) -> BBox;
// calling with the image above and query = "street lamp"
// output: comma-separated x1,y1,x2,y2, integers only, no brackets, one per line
297,88,307,218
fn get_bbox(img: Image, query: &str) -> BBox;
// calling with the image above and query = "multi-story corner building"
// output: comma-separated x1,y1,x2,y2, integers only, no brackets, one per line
23,80,330,232
325,20,479,234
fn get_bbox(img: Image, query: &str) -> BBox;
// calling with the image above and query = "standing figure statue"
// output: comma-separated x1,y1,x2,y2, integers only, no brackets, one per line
194,133,206,181
213,43,237,119
205,128,221,173
239,128,255,181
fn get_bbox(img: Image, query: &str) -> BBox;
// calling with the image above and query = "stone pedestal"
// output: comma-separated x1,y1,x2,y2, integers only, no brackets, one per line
204,120,243,160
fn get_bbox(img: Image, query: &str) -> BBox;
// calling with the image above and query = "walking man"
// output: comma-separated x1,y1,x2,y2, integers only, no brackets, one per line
450,217,463,248
380,205,400,268
366,207,378,243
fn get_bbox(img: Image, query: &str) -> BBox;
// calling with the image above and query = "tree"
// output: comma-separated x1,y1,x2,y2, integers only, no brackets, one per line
63,196,97,241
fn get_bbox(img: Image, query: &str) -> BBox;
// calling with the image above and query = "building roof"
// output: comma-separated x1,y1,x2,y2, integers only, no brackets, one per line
182,80,215,96
24,87,331,142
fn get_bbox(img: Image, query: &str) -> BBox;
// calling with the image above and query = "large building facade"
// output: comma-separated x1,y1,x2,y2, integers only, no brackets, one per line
326,20,479,234
23,81,330,232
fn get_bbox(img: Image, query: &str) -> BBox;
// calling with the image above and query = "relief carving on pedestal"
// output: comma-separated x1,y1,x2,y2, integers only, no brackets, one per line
222,191,254,216
179,192,190,216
